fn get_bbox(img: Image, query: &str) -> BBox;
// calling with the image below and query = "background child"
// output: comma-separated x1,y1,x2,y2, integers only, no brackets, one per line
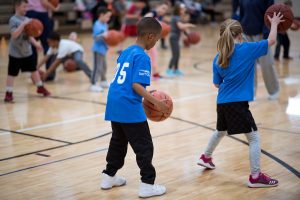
38,32,92,82
197,13,283,187
122,0,146,37
102,17,169,198
167,3,195,77
144,1,169,79
4,0,50,102
274,0,293,60
90,7,111,92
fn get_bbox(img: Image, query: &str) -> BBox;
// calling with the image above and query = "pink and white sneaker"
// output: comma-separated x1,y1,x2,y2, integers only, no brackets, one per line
248,172,278,188
197,154,215,169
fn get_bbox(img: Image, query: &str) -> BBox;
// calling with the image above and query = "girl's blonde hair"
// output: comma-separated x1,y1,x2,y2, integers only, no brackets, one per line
217,19,243,68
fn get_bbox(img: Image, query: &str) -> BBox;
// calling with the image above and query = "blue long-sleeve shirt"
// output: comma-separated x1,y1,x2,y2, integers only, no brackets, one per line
92,20,108,55
239,0,273,37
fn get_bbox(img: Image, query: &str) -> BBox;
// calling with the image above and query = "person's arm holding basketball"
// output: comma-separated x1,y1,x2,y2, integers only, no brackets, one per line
133,83,170,114
41,0,58,12
267,12,284,46
177,21,195,31
10,18,31,39
29,37,43,51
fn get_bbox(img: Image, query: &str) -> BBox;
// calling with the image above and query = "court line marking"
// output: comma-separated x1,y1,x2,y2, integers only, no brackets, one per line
170,116,300,179
0,128,72,144
0,132,111,162
17,113,105,132
0,126,197,176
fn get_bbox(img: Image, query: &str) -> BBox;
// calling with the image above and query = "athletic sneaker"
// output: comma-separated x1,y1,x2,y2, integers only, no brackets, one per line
100,81,110,88
101,173,126,190
248,172,278,188
268,91,279,100
174,69,184,76
166,69,175,77
197,154,216,169
37,86,51,96
152,73,163,79
139,182,166,198
4,92,13,102
90,84,104,92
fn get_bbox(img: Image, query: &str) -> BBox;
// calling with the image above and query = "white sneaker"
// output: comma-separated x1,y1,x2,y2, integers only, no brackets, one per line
90,84,104,92
101,173,126,190
100,81,110,88
139,182,166,198
268,91,279,100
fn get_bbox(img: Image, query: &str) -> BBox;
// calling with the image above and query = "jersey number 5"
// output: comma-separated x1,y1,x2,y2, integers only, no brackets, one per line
112,62,129,84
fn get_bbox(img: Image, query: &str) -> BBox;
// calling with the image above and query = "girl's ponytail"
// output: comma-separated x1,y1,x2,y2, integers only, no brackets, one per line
217,19,243,68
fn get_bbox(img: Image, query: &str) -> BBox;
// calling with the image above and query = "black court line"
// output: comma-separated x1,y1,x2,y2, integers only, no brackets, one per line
0,131,111,162
0,148,108,177
0,128,72,144
169,116,300,179
0,125,197,176
259,127,300,135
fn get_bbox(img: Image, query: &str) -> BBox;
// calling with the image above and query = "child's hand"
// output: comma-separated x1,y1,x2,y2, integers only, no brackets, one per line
103,31,108,38
22,18,32,26
155,100,170,115
268,12,284,26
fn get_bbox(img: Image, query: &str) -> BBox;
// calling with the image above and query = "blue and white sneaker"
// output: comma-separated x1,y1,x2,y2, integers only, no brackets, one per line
174,69,184,76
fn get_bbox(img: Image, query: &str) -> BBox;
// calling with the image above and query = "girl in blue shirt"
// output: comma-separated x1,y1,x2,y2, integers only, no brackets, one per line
197,13,284,188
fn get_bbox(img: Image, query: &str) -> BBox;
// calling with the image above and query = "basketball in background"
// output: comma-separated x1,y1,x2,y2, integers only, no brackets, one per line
63,59,77,72
186,32,201,45
143,90,173,122
49,0,59,8
290,19,300,31
160,22,171,38
24,19,44,37
264,3,294,33
105,30,124,46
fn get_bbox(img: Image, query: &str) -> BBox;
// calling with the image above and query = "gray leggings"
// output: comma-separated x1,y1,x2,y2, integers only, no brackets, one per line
204,130,261,174
72,51,92,80
168,36,180,70
91,52,107,85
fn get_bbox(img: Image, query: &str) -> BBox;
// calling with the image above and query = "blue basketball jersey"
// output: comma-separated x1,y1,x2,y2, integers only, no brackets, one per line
105,45,151,123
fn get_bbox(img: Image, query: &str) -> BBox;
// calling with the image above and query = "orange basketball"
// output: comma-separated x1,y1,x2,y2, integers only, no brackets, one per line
160,22,171,38
187,32,201,45
183,37,190,47
264,3,294,33
24,19,44,37
63,59,77,72
49,0,59,8
143,90,173,122
104,30,123,46
290,19,300,31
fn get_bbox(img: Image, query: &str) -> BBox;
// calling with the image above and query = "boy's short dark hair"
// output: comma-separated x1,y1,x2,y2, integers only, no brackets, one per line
97,7,111,16
137,17,162,36
14,0,27,6
48,32,61,41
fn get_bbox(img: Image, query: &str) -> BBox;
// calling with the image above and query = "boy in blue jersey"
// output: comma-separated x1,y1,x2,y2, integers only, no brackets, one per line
101,17,169,198
90,7,112,92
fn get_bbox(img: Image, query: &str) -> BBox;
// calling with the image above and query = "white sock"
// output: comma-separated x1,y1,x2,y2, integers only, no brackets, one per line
36,81,43,87
6,86,13,92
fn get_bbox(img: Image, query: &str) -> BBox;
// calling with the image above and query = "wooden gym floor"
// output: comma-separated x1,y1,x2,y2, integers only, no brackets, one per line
0,25,299,200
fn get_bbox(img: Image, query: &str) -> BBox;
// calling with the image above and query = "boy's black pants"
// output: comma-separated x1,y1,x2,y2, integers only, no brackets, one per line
103,121,156,184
